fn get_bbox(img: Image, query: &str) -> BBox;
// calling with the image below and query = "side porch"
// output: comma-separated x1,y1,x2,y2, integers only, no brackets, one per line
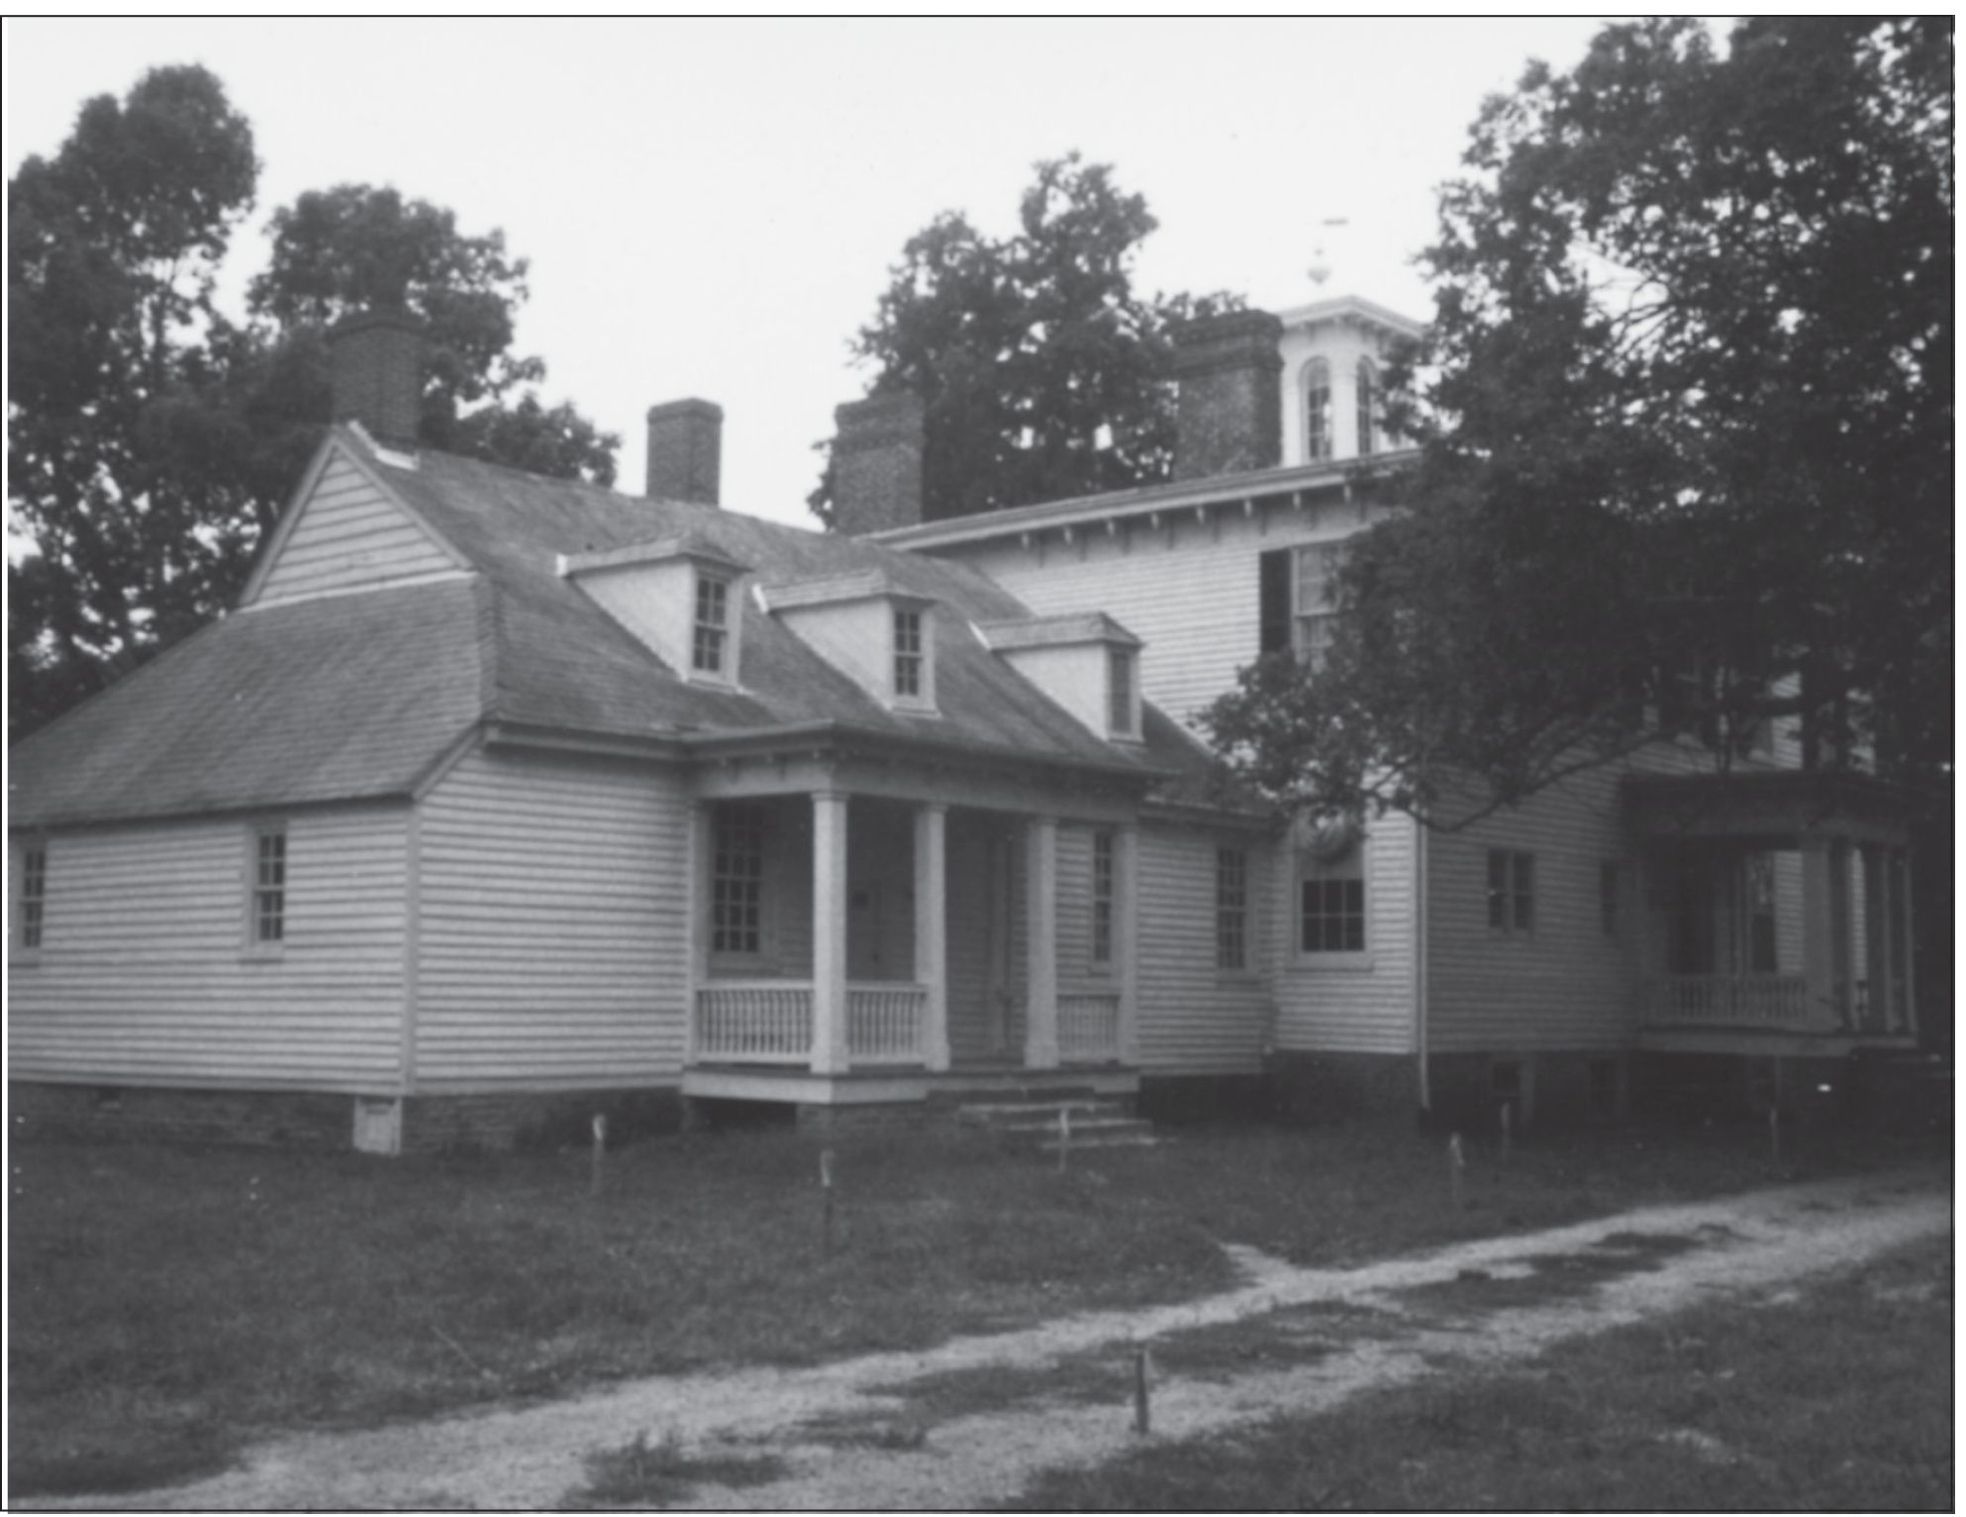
1625,771,1918,1056
681,786,1142,1110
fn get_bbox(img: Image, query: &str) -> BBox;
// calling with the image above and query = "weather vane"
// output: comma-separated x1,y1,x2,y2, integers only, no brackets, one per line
1308,218,1350,287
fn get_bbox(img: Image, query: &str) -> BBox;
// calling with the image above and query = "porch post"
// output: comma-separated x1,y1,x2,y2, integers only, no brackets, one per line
915,803,950,1072
1894,848,1918,1038
1115,822,1141,1065
811,791,851,1075
1023,814,1060,1070
1799,838,1839,1032
1828,839,1853,1032
1860,844,1886,1033
685,800,712,1065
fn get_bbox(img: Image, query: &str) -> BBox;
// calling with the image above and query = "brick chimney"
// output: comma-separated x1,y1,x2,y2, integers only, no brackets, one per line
327,309,424,448
832,392,924,535
1172,310,1283,480
645,398,723,506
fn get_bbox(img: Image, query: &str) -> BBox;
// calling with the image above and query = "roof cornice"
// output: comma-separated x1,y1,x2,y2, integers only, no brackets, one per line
873,451,1417,552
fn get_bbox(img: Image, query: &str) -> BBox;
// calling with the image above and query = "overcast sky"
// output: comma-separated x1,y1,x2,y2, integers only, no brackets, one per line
6,18,1614,528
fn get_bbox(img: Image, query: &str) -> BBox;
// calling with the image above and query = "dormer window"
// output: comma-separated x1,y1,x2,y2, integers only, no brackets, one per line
558,532,751,688
1108,646,1138,738
1304,358,1332,463
1355,357,1379,458
894,607,924,699
692,572,731,675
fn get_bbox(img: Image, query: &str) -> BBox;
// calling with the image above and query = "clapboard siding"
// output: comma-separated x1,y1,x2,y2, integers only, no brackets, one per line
9,808,408,1088
1425,740,1809,1053
950,500,1374,730
1425,765,1632,1052
1272,813,1417,1055
1135,823,1271,1074
414,747,686,1090
255,452,460,606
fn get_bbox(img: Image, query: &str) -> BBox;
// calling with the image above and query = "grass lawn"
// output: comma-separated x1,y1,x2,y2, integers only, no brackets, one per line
6,1114,1940,1497
1003,1233,1954,1512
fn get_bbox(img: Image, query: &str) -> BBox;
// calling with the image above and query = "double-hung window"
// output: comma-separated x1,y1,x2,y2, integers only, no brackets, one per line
1300,848,1365,954
1107,647,1137,737
1090,829,1115,967
1293,541,1347,668
1355,357,1379,458
894,607,924,699
1304,357,1333,463
253,827,287,947
692,573,730,676
711,804,765,957
1487,849,1535,934
17,842,47,955
1216,847,1249,971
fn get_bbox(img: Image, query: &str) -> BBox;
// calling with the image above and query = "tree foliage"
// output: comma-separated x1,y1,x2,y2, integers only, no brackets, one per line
812,154,1238,525
1204,18,1952,827
9,70,619,739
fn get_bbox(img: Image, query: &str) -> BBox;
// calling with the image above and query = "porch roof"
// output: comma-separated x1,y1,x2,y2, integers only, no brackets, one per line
1621,769,1914,845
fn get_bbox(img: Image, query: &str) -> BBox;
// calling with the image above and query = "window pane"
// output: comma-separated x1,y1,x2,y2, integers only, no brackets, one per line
1107,649,1133,733
1304,358,1332,462
1091,831,1114,964
21,845,46,949
1216,848,1247,970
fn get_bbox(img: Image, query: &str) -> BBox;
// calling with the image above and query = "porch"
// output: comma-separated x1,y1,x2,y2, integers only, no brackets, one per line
1625,772,1917,1052
681,792,1140,1104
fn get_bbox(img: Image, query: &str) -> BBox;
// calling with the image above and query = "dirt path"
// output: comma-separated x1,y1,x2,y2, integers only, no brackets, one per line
34,1167,1947,1511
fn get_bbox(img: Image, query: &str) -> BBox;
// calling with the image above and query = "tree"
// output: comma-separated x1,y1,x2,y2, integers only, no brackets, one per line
8,65,259,731
1204,18,1952,828
10,77,619,740
811,154,1238,525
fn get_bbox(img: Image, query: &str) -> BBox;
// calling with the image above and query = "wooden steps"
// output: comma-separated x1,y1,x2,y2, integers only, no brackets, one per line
955,1093,1158,1151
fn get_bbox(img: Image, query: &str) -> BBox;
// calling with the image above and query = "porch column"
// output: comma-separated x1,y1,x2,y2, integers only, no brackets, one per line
1893,848,1918,1037
1023,815,1060,1070
1828,839,1853,1031
1799,838,1840,1032
811,791,851,1075
1115,823,1141,1065
915,803,951,1072
684,800,713,1065
1860,844,1886,1032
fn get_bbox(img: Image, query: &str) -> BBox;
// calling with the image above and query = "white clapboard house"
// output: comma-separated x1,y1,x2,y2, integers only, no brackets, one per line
875,297,1922,1126
8,300,1920,1152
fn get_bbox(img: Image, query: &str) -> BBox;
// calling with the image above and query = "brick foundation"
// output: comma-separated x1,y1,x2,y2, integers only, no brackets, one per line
1263,1051,1422,1126
10,1082,351,1150
9,1082,685,1155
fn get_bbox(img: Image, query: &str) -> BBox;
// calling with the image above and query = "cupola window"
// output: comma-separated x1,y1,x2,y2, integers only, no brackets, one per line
1355,357,1379,458
1304,357,1333,463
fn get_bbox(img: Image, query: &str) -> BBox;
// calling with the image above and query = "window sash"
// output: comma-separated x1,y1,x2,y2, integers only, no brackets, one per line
1356,357,1378,458
1091,830,1115,965
894,609,923,698
1487,850,1534,933
711,805,765,956
20,845,46,950
1300,877,1365,953
254,830,286,943
693,575,729,674
1215,847,1248,970
1107,648,1134,734
1292,542,1346,666
1304,359,1332,462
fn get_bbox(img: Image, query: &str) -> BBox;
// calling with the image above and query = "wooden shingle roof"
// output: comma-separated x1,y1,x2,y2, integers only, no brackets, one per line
13,432,1218,828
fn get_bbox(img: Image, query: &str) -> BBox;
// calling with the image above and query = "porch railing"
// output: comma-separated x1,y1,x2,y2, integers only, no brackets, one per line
695,981,812,1063
1639,973,1812,1029
1059,991,1123,1063
694,981,926,1066
848,983,926,1064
